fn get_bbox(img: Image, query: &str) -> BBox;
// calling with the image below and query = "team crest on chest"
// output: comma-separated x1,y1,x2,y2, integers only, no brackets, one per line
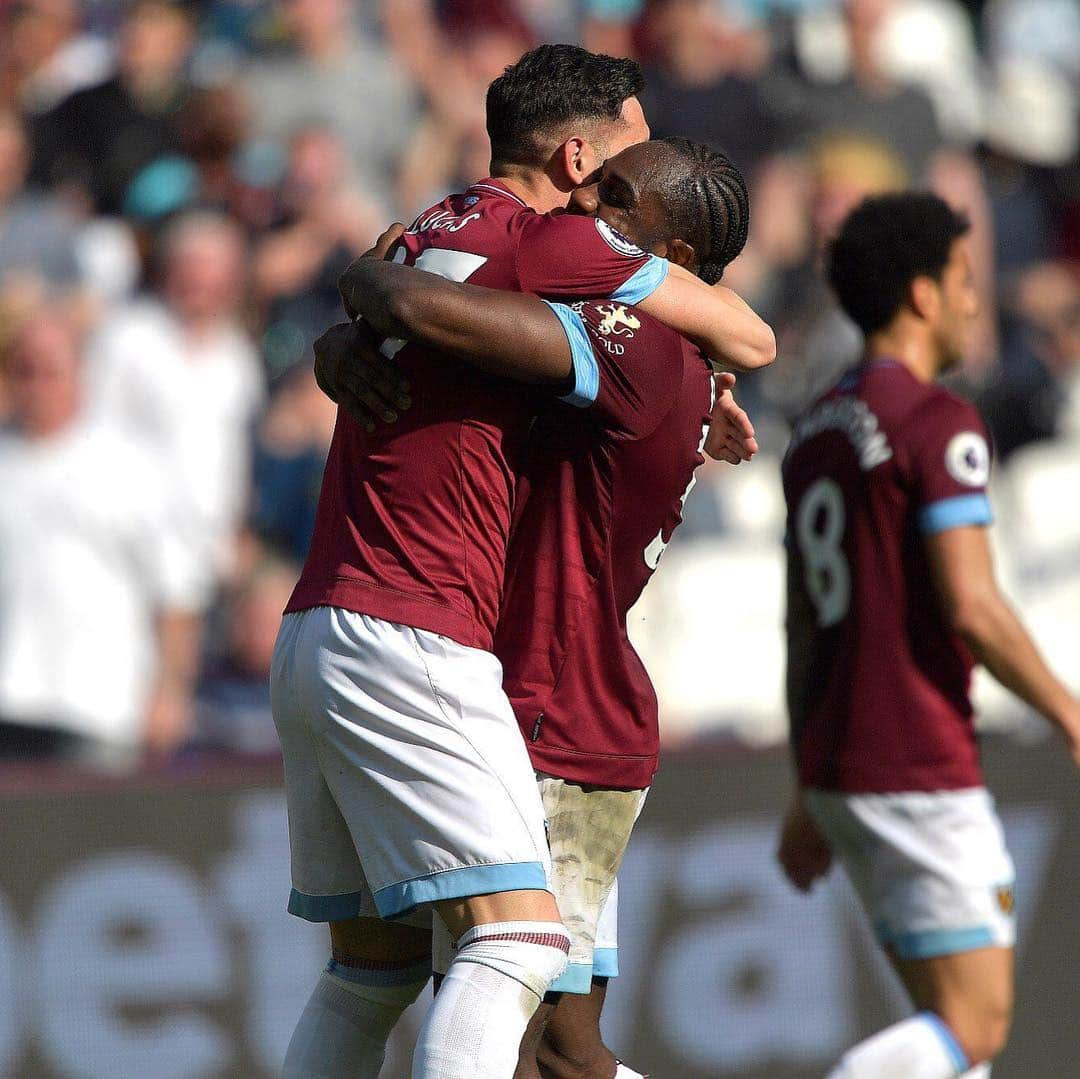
596,304,640,338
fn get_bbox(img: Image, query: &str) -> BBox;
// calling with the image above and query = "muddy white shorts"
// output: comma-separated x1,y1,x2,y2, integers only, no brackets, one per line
432,774,646,992
806,786,1016,959
540,775,647,992
271,607,552,922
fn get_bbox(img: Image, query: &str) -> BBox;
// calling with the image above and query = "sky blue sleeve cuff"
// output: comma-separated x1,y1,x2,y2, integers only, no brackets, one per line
545,301,599,409
609,256,669,305
919,493,993,535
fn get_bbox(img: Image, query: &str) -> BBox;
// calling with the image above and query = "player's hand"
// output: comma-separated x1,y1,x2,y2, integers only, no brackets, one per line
704,372,758,464
339,223,406,319
777,794,833,893
364,222,406,262
313,321,411,433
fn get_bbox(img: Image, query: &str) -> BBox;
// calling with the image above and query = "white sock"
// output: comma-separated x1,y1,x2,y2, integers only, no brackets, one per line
413,920,570,1078
282,953,430,1078
827,1012,970,1078
615,1062,648,1077
961,1067,991,1077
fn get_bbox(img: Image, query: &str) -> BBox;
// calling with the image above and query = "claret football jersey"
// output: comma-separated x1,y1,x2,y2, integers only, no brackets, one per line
782,359,995,793
287,180,669,650
496,300,714,789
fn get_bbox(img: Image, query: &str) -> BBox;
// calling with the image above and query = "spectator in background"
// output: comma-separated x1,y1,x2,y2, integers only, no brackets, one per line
640,0,782,180
251,363,337,563
793,0,943,179
0,316,207,765
30,0,194,214
123,81,280,234
195,552,298,754
784,0,999,369
980,261,1080,458
0,108,87,316
244,0,418,218
758,133,906,423
87,211,265,583
0,0,111,118
253,124,380,375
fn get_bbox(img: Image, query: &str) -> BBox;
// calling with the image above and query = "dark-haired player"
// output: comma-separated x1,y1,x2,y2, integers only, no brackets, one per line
326,134,753,1079
273,45,772,1079
778,193,1080,1078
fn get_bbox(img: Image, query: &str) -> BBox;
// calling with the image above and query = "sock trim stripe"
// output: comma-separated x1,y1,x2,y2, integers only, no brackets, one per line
326,957,430,987
469,931,571,953
330,949,429,971
920,1011,970,1073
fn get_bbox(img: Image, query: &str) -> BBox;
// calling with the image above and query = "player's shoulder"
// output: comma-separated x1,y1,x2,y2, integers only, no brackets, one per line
519,209,647,257
898,381,986,450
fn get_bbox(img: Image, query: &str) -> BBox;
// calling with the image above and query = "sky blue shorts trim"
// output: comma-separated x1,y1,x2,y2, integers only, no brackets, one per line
879,924,995,959
549,962,595,994
288,888,368,923
920,1011,970,1071
373,861,550,919
592,947,619,978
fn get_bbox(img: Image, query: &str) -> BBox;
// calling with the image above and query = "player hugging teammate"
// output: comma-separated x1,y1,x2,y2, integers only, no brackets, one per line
272,43,769,1079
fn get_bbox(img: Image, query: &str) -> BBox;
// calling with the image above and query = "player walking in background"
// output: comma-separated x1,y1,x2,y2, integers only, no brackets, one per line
778,193,1080,1078
329,135,755,1079
273,45,772,1079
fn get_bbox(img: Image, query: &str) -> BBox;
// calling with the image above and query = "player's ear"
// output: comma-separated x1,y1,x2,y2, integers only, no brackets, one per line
555,136,601,189
665,238,697,272
909,275,941,322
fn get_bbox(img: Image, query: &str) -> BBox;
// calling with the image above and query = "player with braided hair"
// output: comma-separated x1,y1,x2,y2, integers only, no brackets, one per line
657,136,750,285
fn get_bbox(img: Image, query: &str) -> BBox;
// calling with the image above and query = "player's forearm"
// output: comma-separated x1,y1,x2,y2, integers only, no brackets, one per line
638,266,776,371
340,259,572,383
953,590,1080,742
339,259,435,341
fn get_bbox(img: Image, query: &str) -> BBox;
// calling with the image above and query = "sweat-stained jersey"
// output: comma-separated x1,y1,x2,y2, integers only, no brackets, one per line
495,301,714,790
782,359,995,794
286,179,669,651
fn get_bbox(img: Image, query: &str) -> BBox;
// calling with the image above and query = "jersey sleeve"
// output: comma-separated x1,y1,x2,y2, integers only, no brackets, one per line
517,213,669,305
543,300,681,438
905,394,994,535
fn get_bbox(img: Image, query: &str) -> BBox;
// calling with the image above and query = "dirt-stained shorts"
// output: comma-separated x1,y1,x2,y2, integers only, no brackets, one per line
433,775,648,993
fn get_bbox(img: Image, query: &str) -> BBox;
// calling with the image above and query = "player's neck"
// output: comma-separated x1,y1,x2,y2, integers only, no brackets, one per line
488,166,570,215
865,327,943,384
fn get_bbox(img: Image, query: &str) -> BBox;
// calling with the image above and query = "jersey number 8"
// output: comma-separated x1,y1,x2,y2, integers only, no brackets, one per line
795,478,851,627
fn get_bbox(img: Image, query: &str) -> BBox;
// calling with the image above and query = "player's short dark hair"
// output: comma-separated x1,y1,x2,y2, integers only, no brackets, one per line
486,44,644,169
827,192,970,336
657,137,750,285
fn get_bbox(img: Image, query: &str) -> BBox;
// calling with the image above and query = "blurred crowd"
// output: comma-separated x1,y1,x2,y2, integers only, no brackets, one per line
0,0,1076,768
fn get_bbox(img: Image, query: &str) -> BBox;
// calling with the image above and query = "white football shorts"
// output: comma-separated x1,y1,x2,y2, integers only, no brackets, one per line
271,607,552,922
806,786,1016,959
432,775,646,992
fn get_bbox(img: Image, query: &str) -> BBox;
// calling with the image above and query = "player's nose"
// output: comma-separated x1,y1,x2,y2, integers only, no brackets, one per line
569,183,599,216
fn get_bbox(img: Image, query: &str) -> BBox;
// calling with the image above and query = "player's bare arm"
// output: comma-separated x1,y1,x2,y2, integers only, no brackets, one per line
926,524,1080,766
777,549,834,891
340,257,574,384
636,263,776,372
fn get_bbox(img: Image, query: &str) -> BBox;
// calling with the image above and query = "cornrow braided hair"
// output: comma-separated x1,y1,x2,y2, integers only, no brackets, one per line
659,137,750,285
